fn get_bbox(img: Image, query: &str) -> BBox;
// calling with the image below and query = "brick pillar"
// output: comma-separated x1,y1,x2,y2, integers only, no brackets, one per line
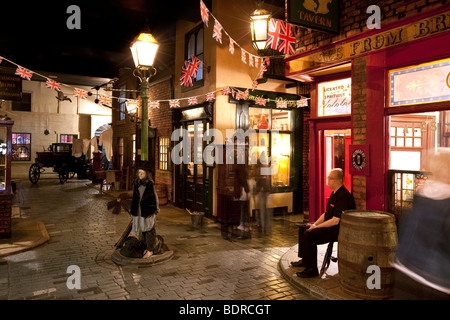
0,194,13,239
352,57,367,210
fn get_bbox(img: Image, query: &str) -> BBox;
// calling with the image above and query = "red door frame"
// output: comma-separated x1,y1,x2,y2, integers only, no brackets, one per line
309,117,352,222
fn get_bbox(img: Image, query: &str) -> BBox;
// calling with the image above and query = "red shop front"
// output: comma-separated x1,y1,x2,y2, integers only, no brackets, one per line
286,4,450,222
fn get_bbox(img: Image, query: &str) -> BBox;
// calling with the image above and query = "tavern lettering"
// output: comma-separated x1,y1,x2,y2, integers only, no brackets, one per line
299,11,333,28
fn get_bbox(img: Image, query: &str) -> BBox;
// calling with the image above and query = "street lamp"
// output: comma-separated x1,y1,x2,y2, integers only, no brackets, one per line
250,4,271,55
130,31,159,162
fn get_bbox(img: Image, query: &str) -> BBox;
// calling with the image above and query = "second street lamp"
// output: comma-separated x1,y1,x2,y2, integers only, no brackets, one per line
130,31,159,162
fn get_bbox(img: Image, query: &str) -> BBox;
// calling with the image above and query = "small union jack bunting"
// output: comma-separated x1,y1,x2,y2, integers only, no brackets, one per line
252,80,258,91
255,97,267,106
205,92,215,102
188,97,198,105
258,64,268,78
241,49,246,64
297,99,308,108
148,100,160,109
255,56,260,68
169,99,180,108
222,87,231,95
74,88,88,100
212,19,223,44
249,55,254,67
200,0,210,27
229,38,235,55
45,79,62,91
15,66,33,81
99,95,112,107
276,100,288,108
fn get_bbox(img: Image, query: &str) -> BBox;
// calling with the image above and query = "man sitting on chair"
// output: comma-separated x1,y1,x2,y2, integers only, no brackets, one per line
292,168,355,278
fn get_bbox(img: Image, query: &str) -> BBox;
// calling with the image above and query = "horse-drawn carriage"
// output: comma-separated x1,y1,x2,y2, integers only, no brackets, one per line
28,143,92,184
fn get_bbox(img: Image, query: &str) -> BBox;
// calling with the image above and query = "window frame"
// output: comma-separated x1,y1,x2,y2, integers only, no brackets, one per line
182,23,204,92
159,136,170,171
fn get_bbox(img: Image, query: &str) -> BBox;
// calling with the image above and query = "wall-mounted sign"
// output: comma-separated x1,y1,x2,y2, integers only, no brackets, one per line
317,78,351,117
349,145,370,176
287,8,450,76
0,74,22,101
287,0,339,34
389,58,450,107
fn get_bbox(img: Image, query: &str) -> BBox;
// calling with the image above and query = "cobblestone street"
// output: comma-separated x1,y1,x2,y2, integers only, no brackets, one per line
0,177,315,301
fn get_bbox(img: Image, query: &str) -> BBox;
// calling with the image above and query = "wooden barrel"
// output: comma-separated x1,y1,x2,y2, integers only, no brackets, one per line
338,210,398,299
155,184,168,206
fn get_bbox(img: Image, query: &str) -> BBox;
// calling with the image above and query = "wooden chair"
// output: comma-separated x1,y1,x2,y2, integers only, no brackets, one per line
320,242,338,277
105,170,118,191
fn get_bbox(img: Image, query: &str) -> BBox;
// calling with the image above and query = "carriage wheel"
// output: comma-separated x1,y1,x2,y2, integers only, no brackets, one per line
29,164,41,184
59,164,69,184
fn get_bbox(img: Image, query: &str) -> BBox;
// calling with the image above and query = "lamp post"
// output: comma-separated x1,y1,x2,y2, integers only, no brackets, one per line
250,3,271,55
130,31,159,162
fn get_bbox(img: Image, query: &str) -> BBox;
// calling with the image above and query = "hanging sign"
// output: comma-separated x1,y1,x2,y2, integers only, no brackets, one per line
0,73,22,100
287,0,340,34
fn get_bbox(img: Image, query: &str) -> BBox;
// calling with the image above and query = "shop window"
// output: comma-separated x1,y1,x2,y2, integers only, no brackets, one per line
12,92,31,112
159,137,170,171
317,78,351,117
12,133,31,161
248,107,292,188
60,134,78,143
184,24,204,90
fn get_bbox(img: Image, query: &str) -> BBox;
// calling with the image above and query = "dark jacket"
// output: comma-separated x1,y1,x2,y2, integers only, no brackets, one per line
130,179,158,218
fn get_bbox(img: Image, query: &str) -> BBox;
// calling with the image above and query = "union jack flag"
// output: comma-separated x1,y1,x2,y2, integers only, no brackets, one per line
255,57,260,68
266,18,296,56
276,100,288,108
229,39,235,55
297,98,308,108
249,55,254,67
15,66,33,81
241,49,246,64
99,95,112,107
212,19,223,44
258,64,267,78
222,87,231,95
205,92,215,102
200,0,210,27
169,99,180,108
148,100,160,109
74,88,88,100
255,97,267,106
188,97,198,105
126,99,139,109
236,90,246,100
180,55,201,87
252,80,258,91
45,79,62,91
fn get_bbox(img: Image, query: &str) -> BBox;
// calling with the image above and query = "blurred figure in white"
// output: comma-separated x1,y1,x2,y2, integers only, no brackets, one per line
393,148,450,299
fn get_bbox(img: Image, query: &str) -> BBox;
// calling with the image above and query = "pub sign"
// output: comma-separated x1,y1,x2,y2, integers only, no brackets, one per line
0,73,22,101
287,0,340,34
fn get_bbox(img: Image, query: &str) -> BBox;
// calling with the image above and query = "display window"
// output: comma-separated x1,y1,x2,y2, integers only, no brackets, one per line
12,133,31,161
248,107,292,188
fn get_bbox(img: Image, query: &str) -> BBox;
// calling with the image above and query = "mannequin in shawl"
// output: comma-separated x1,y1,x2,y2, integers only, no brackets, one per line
130,169,168,257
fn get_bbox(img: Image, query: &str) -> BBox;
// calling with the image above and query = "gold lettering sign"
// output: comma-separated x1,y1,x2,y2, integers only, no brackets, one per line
288,10,450,74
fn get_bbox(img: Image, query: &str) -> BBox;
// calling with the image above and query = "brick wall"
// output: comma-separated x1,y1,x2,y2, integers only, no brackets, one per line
148,77,174,202
295,0,448,53
352,56,367,210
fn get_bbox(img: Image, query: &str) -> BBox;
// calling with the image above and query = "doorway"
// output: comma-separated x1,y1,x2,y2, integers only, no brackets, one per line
320,129,351,215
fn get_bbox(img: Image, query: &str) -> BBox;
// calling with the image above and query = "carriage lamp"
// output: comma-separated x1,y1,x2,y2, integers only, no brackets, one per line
250,4,271,55
130,30,159,162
